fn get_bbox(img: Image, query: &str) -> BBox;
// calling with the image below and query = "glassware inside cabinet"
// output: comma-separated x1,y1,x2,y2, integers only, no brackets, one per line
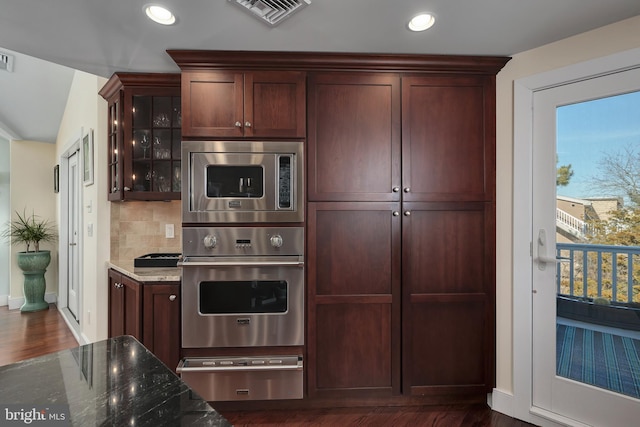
133,130,151,159
153,130,171,159
172,163,181,192
153,162,171,192
153,97,172,127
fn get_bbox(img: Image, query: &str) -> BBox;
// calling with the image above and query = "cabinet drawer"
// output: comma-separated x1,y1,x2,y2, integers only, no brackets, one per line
177,356,303,401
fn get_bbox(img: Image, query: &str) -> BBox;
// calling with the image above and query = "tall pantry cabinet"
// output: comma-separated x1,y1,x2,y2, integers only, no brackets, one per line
307,57,507,401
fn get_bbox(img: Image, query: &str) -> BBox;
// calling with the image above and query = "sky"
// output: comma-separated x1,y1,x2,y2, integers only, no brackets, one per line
556,90,640,201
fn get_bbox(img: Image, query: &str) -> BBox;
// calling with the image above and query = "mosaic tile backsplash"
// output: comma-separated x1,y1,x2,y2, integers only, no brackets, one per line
110,201,181,261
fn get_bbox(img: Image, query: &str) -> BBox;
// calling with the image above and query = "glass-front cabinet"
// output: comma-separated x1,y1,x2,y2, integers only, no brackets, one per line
99,73,181,201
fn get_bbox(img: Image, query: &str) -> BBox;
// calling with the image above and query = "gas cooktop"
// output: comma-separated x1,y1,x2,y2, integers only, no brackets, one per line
134,253,181,268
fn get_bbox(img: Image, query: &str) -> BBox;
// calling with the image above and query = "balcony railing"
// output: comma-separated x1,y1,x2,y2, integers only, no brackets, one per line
556,242,640,304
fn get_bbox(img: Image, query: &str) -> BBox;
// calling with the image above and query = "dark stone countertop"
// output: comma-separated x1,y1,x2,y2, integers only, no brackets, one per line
0,335,230,426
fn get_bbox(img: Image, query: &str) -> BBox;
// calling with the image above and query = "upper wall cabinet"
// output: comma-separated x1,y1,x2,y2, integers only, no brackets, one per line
181,70,306,138
99,73,182,201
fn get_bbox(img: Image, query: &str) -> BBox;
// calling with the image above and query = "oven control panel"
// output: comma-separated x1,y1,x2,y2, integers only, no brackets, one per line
183,226,304,257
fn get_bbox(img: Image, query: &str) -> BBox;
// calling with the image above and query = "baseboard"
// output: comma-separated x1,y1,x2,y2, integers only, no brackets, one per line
7,292,57,310
489,388,514,417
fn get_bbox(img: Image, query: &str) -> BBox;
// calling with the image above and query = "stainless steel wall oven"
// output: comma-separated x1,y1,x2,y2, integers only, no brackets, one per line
178,226,304,401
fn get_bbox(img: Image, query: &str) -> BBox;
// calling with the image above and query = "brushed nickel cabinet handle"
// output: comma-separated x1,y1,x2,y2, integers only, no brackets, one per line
169,295,177,301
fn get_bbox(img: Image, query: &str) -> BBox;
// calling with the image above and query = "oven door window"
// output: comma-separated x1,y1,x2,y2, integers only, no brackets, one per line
206,165,264,198
199,280,288,314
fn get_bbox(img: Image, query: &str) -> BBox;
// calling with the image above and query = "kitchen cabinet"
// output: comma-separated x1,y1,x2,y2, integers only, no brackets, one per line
167,50,509,405
108,269,142,339
307,71,499,400
108,269,181,371
143,283,181,371
180,70,305,138
99,73,181,201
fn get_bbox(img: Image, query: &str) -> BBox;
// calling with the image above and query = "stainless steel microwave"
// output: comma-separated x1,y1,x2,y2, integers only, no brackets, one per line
182,140,303,223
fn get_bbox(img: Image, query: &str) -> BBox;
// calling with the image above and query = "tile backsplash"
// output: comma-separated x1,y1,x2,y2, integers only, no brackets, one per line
110,201,181,261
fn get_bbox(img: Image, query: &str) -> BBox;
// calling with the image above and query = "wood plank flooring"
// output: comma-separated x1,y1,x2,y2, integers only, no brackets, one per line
0,304,78,367
0,304,536,426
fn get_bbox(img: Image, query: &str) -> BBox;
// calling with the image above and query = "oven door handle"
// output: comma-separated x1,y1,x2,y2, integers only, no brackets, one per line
178,258,304,268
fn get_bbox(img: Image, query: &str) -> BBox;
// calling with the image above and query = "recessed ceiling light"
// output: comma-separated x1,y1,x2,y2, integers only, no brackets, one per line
144,4,176,25
408,13,435,32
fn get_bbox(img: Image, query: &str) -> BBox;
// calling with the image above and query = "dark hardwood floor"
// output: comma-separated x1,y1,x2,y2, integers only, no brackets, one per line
0,304,536,426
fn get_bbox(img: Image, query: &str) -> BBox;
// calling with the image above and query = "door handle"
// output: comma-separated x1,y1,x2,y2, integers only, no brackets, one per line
69,243,77,246
536,229,559,270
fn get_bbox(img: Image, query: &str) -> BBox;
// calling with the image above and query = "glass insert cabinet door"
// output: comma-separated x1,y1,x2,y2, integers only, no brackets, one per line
131,94,182,195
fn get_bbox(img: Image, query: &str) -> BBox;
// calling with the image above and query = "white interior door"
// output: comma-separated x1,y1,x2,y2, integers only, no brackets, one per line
532,67,640,426
67,150,80,319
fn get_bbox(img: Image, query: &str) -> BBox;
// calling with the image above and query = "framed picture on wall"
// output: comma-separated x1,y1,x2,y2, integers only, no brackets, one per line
81,128,94,186
54,164,59,193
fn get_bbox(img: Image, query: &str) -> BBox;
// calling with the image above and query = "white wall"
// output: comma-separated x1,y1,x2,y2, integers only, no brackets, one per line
0,136,10,303
494,14,640,404
56,70,108,343
8,140,57,305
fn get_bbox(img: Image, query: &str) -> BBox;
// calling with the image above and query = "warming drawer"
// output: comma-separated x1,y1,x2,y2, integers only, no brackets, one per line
177,355,303,401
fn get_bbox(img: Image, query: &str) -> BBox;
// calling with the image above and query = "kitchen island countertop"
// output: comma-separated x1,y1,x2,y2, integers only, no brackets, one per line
0,335,230,426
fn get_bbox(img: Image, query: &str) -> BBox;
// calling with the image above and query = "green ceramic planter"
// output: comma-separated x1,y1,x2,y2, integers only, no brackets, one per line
16,250,51,312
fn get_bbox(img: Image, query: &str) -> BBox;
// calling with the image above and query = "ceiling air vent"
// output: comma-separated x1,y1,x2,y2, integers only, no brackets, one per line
0,52,14,72
228,0,311,26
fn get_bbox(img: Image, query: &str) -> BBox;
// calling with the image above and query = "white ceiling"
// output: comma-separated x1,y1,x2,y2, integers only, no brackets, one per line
1,0,640,143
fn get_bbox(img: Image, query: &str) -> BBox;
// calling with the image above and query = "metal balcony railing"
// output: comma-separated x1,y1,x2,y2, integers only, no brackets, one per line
555,243,640,304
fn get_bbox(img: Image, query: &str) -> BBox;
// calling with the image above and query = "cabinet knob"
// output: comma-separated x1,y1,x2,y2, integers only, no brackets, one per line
124,187,131,191
245,121,252,128
404,187,411,193
392,187,400,193
393,211,400,217
114,282,123,288
235,121,242,127
169,295,177,302
404,211,411,217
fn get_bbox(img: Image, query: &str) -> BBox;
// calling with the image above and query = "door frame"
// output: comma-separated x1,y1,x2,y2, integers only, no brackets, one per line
512,47,640,426
58,136,83,341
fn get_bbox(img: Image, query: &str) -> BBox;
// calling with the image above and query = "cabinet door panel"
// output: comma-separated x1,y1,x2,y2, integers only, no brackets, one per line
315,209,393,295
402,76,494,202
108,270,124,337
182,71,244,137
404,296,490,395
246,71,306,137
143,284,181,371
121,275,142,340
403,203,487,294
308,73,401,201
315,303,392,390
307,202,401,397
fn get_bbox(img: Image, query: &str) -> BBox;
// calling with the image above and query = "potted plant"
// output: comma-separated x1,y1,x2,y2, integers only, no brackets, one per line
2,210,57,312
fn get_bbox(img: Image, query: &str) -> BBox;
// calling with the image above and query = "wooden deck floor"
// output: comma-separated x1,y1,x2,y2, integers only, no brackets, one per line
0,304,536,426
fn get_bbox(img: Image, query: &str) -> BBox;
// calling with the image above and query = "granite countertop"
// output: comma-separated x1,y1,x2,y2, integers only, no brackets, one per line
0,336,230,426
109,260,181,282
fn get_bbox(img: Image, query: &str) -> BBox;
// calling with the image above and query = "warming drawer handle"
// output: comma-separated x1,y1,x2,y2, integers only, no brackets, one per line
178,260,304,267
176,364,303,373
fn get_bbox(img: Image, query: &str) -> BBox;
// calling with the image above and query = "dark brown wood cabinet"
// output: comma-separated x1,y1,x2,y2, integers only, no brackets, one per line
99,73,181,201
108,269,181,370
181,70,306,138
108,269,142,340
307,68,502,401
167,50,509,405
143,283,181,371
